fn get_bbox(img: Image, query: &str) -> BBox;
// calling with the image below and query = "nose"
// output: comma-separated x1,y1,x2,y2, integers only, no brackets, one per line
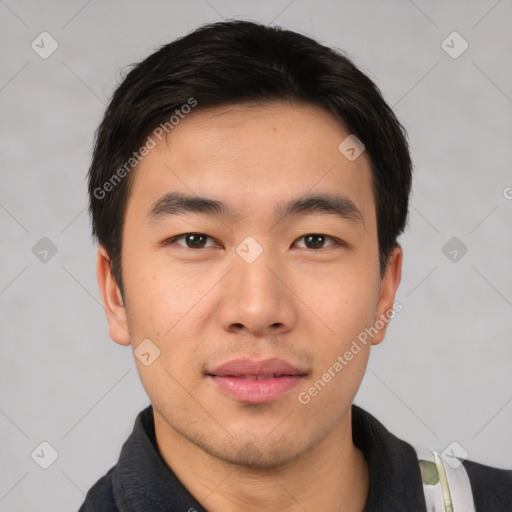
217,244,297,338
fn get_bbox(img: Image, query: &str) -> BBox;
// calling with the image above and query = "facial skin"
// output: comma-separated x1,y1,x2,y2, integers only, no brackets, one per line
98,100,402,512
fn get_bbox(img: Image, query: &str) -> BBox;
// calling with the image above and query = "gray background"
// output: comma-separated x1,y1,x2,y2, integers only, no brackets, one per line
1,0,511,510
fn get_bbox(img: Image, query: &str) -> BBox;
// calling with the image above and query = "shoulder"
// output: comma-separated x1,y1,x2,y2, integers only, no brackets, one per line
78,466,118,512
464,459,512,511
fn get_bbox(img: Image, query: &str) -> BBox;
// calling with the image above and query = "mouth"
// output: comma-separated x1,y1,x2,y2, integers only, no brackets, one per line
206,358,307,404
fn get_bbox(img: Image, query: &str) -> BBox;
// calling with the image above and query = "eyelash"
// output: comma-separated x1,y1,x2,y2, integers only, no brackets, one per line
163,233,346,250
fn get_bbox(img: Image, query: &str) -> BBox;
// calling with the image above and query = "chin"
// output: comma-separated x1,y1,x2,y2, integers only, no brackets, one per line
199,432,315,470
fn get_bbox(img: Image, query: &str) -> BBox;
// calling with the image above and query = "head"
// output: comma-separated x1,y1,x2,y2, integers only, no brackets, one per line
89,20,411,467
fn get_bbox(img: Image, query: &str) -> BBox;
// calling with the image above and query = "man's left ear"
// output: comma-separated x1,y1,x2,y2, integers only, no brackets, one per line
371,245,403,346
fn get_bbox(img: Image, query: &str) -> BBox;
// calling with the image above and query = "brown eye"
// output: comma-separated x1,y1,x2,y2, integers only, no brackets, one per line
184,233,208,248
166,233,216,248
304,234,325,249
295,234,340,250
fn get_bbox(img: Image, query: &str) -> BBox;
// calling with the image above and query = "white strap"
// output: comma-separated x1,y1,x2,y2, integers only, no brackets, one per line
415,446,476,511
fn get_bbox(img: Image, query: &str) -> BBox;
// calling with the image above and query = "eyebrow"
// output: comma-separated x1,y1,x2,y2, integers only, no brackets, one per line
148,191,364,226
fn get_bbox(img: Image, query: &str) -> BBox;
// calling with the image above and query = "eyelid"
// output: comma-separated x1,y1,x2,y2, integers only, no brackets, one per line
163,233,220,248
163,233,347,250
293,234,346,249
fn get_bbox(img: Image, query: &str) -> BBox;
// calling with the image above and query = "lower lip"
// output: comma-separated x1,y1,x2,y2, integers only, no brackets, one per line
209,375,303,403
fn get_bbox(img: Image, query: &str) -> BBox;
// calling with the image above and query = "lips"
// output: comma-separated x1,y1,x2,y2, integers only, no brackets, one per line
209,358,305,378
207,358,306,404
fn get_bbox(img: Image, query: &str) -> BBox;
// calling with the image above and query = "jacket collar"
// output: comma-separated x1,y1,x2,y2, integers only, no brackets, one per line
352,405,426,510
112,406,207,512
111,404,426,511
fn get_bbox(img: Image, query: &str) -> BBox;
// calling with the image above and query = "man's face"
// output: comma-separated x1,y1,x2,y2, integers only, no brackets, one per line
100,100,401,467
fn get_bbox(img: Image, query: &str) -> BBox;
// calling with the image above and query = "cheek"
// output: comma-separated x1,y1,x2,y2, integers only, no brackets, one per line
298,262,380,400
123,254,209,387
297,279,376,416
124,264,203,404
123,246,190,335
309,266,380,338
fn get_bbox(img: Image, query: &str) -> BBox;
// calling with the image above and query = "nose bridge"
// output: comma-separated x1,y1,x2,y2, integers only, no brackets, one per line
234,236,282,302
234,243,279,296
219,236,295,335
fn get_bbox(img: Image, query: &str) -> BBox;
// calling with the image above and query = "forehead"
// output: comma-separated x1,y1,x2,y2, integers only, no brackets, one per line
126,100,375,227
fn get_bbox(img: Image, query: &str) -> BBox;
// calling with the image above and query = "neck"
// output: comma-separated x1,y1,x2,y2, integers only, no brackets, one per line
154,407,369,512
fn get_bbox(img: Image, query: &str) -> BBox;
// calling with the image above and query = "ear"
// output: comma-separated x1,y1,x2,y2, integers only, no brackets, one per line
371,245,403,346
97,246,131,346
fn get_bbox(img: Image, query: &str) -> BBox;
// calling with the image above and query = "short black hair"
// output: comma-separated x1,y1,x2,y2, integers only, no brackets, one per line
88,20,412,296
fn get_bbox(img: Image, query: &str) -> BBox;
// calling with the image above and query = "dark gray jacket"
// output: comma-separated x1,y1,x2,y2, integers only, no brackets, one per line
79,405,512,511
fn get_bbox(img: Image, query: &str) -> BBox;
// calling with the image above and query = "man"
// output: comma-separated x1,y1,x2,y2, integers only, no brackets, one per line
81,20,511,511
